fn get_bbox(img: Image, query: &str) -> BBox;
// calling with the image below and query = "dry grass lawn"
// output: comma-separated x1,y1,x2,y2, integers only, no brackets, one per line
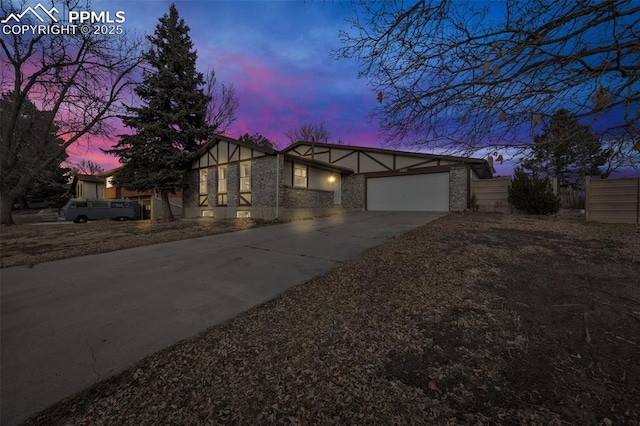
16,213,640,425
1,218,260,268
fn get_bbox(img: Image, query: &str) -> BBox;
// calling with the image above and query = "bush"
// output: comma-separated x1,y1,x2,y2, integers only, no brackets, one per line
508,168,561,215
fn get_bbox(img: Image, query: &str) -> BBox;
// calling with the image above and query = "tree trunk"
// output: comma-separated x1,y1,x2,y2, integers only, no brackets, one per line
1,189,15,225
160,190,174,222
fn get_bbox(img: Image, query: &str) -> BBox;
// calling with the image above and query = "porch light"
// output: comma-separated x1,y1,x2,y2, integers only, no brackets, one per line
328,175,336,183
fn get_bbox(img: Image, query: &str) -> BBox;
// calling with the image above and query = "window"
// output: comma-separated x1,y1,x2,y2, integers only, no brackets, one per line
294,164,307,187
218,166,227,193
240,162,251,192
199,169,208,194
217,165,228,206
90,201,109,208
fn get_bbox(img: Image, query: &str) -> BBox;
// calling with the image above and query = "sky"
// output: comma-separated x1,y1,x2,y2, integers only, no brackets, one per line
66,0,404,172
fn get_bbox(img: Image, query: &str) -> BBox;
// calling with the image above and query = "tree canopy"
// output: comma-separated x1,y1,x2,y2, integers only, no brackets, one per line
238,133,274,150
107,3,211,220
522,109,611,189
337,0,640,157
0,0,142,224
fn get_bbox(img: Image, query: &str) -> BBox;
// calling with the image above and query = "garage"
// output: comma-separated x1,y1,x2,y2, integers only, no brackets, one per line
366,172,450,211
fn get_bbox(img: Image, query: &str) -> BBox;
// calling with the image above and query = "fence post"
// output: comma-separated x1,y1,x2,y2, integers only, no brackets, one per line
585,177,590,221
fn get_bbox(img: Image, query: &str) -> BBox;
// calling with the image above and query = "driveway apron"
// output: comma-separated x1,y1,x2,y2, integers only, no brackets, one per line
1,211,444,425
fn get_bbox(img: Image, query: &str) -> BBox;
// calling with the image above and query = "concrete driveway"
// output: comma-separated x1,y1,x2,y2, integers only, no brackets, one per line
1,211,444,425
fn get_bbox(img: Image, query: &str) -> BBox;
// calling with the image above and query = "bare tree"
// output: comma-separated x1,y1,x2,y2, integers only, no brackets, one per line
203,68,239,135
285,122,332,144
0,0,143,224
336,0,640,159
70,159,105,175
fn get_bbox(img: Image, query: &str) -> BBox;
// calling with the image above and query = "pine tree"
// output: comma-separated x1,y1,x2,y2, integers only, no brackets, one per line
107,3,210,220
522,109,611,190
508,168,561,215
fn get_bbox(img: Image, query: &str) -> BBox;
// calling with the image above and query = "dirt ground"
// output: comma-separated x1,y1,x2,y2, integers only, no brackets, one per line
17,213,640,425
0,217,260,268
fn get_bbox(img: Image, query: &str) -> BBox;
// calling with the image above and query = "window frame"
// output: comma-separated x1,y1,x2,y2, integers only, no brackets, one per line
217,165,228,206
293,163,308,188
239,161,251,192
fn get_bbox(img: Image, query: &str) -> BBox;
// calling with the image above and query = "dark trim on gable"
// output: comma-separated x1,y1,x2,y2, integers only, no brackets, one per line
361,151,392,171
360,164,456,178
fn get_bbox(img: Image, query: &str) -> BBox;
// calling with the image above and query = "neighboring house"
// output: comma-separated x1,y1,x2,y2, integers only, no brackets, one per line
101,167,183,220
183,135,493,220
70,174,104,199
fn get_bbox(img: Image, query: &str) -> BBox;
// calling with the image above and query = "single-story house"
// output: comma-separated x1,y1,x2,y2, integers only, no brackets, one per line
183,135,493,220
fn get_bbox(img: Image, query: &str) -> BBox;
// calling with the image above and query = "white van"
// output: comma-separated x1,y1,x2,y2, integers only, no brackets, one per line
60,199,141,223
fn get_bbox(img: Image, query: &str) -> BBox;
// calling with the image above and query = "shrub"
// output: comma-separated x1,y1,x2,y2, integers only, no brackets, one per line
508,168,561,215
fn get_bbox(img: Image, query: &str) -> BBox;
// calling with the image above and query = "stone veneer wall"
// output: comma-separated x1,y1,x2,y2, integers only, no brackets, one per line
207,166,217,206
227,163,239,208
282,187,333,209
183,169,199,208
342,174,365,209
251,155,280,208
449,165,469,211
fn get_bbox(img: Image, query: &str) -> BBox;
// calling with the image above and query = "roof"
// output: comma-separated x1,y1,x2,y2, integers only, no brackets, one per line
195,134,276,158
76,174,104,183
284,141,494,178
285,141,487,164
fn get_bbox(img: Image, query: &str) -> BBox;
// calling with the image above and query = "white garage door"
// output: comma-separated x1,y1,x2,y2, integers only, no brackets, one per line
367,173,450,211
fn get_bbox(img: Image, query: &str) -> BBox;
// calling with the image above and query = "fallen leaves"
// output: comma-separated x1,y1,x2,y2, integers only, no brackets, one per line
23,213,640,425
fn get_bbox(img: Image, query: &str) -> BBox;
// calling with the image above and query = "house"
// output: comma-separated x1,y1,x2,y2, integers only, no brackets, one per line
101,167,183,220
183,135,493,220
70,174,104,199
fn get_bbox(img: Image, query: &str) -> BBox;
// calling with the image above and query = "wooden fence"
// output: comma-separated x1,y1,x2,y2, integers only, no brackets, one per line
585,177,640,224
471,177,512,213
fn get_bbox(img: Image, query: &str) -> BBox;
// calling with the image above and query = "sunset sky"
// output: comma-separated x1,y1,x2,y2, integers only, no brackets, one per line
67,0,397,172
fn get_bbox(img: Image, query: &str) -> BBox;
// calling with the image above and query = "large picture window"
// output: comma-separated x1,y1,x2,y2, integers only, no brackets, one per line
294,164,307,188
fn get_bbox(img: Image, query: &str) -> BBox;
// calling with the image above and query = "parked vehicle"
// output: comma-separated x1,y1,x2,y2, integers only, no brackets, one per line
27,199,56,209
60,199,141,223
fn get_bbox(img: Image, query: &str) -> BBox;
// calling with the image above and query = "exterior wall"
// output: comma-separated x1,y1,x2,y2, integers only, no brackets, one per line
449,166,468,211
251,155,281,209
471,177,512,213
282,187,333,209
586,177,640,224
77,181,103,199
207,166,217,206
183,169,199,208
227,163,239,208
342,174,365,210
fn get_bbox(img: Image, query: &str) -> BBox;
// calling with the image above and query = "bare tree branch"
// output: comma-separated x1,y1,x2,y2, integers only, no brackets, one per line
0,0,144,224
336,0,640,158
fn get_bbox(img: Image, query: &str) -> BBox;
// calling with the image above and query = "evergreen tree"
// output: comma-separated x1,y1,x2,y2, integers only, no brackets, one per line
238,133,274,150
522,109,611,190
107,3,210,220
508,168,561,215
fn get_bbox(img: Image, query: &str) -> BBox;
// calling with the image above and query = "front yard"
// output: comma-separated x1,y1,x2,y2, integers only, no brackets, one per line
21,213,640,424
0,218,259,268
